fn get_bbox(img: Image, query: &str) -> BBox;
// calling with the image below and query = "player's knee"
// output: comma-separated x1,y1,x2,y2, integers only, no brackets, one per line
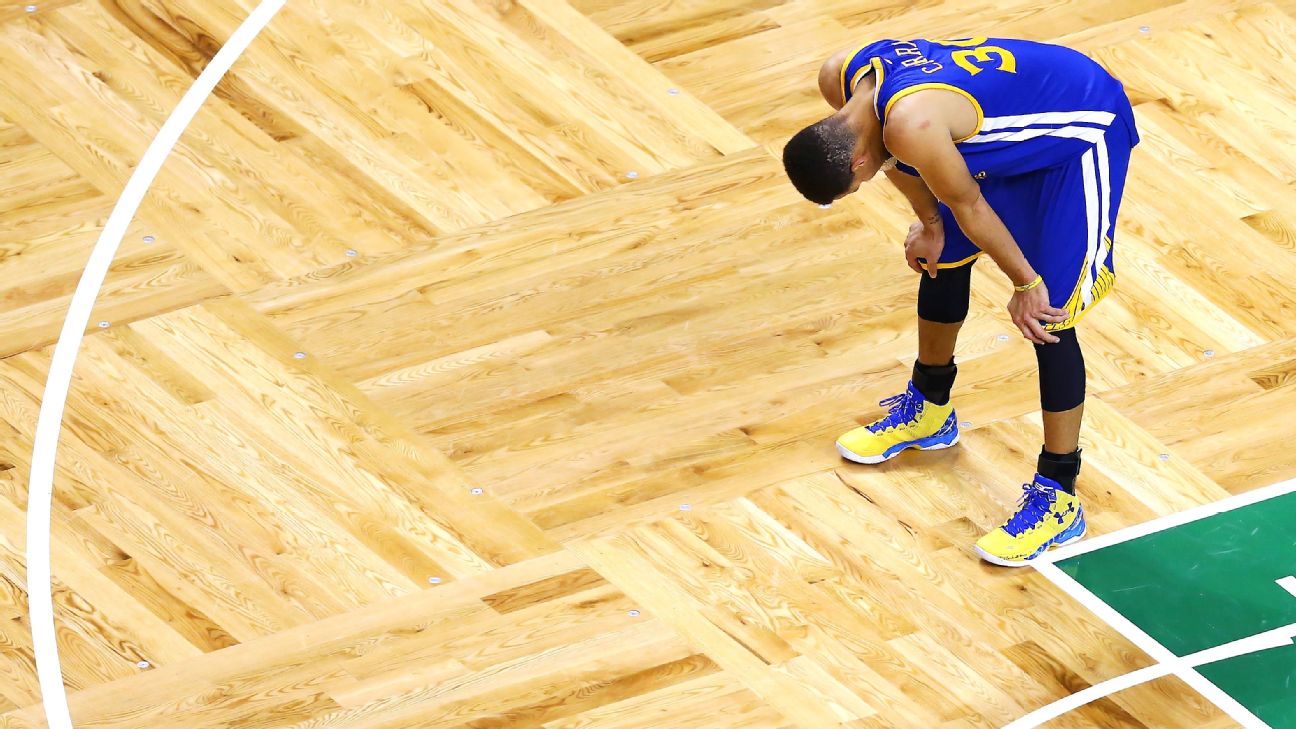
1035,327,1085,411
916,261,974,324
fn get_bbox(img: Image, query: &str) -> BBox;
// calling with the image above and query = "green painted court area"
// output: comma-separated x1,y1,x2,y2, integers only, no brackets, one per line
1198,643,1296,729
1057,492,1296,727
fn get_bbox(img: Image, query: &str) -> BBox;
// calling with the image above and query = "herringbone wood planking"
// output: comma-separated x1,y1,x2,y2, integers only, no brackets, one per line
3,0,1294,726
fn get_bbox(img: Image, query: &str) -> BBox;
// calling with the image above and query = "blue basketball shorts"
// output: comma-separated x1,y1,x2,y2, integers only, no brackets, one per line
931,121,1136,331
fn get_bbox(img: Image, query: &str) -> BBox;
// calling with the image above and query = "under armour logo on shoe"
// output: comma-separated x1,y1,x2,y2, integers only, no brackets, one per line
1052,502,1076,524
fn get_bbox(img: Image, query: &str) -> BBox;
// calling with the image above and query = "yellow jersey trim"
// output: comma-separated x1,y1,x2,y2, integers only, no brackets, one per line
1044,236,1115,331
1045,271,1113,330
883,82,985,143
936,252,981,269
838,44,871,104
848,57,881,103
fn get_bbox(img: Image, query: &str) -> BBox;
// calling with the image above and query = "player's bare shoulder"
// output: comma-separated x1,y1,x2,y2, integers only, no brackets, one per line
817,48,855,110
883,90,978,155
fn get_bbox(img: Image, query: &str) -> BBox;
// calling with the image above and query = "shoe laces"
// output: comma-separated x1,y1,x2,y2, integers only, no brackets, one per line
866,387,922,433
1003,482,1057,536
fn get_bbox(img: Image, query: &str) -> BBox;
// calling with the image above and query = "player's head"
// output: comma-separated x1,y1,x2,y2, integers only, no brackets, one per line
782,106,888,204
782,117,856,204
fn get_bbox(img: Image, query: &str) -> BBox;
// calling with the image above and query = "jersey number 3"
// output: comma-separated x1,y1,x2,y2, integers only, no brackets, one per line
941,37,1018,76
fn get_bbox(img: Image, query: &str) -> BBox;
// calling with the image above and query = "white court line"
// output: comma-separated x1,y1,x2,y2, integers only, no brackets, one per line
1008,479,1296,729
1001,663,1175,729
1002,618,1296,729
1278,576,1296,599
23,2,285,727
1038,476,1296,563
1027,562,1282,728
1033,561,1177,664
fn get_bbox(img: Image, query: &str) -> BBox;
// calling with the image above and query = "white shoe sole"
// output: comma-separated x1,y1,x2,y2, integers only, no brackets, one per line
974,523,1088,568
835,430,961,465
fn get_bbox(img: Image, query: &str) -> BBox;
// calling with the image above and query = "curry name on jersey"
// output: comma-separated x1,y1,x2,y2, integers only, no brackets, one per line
841,37,1139,179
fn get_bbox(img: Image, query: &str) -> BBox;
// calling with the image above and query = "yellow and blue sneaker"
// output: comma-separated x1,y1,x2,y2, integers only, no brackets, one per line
975,475,1086,567
835,382,959,464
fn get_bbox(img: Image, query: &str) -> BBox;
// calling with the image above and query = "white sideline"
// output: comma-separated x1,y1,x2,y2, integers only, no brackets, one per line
1038,477,1296,563
23,2,284,726
1007,478,1296,728
1002,621,1295,729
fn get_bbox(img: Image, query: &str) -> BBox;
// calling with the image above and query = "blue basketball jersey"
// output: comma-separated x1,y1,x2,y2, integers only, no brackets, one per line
841,38,1139,178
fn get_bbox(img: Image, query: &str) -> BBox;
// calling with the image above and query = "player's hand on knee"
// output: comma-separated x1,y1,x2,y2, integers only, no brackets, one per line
1009,284,1067,344
904,220,944,278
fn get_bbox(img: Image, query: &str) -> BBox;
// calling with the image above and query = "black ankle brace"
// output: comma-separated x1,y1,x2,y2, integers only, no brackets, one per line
912,359,957,406
1038,448,1082,494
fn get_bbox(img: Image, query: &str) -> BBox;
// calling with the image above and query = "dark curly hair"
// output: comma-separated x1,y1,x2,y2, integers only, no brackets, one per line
781,116,858,205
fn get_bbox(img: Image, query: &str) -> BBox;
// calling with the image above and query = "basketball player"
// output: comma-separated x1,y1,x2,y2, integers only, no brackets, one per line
781,38,1139,565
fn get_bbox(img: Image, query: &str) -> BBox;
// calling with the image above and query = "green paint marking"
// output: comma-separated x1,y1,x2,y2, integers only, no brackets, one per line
1198,644,1296,729
1056,491,1296,724
1057,492,1296,655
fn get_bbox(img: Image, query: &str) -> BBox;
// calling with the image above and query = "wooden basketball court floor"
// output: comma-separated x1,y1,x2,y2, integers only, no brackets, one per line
3,0,1296,726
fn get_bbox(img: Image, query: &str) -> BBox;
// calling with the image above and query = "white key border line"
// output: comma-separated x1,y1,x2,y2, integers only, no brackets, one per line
1039,476,1296,563
1008,477,1296,728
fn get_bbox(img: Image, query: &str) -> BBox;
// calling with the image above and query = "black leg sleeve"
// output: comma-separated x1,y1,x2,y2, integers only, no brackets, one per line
1034,327,1085,412
916,261,974,324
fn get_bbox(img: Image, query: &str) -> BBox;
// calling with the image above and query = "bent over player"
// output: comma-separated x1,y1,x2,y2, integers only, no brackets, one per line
782,38,1139,566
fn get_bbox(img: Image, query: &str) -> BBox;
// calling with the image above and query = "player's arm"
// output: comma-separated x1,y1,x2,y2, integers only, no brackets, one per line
883,94,1067,342
885,168,941,227
883,99,1034,285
